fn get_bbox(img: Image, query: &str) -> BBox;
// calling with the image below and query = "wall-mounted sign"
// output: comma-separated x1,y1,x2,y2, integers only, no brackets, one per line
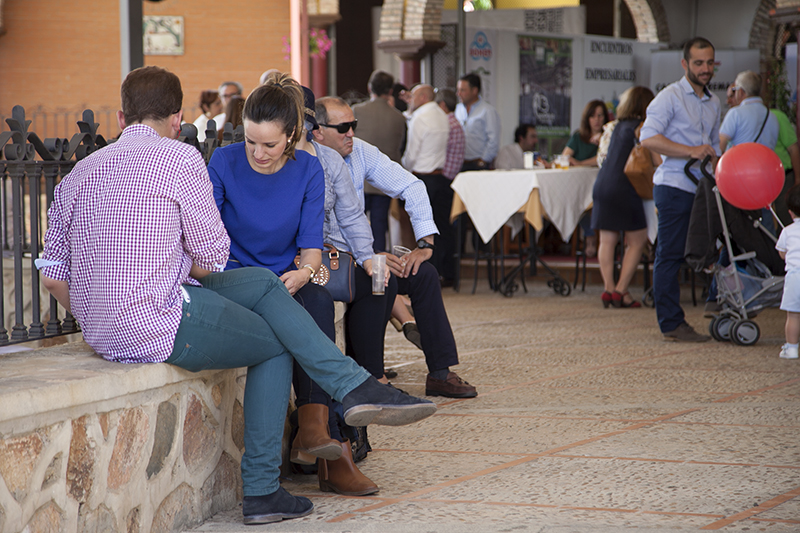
143,16,184,56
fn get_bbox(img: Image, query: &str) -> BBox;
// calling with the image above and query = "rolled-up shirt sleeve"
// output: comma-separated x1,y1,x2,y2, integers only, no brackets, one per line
360,141,439,240
40,190,71,281
177,154,230,272
639,92,673,143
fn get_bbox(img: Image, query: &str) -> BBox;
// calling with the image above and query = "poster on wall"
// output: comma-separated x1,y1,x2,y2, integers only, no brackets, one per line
465,29,498,107
518,35,572,157
581,37,638,118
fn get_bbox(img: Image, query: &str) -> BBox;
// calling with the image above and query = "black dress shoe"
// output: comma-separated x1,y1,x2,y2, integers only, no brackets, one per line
342,376,437,427
242,487,313,525
384,368,398,379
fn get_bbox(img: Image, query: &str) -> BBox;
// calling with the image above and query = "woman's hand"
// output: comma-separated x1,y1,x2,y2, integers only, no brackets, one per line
280,269,311,296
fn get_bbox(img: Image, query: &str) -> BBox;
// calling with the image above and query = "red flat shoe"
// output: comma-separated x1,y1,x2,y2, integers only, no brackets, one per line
601,291,613,308
612,291,641,308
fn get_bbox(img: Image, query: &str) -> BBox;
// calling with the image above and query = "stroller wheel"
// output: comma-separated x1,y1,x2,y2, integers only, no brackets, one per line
712,316,734,342
730,319,760,346
708,316,722,342
642,288,655,308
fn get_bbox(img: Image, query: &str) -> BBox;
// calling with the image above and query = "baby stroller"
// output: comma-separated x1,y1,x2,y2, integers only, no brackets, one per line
685,157,785,345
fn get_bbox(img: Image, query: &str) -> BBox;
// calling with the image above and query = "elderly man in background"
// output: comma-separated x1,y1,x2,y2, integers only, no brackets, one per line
352,70,407,251
402,84,454,284
456,72,501,171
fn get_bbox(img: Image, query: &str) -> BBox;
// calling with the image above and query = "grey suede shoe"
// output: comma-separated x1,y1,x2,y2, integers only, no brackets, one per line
342,376,437,427
242,487,313,525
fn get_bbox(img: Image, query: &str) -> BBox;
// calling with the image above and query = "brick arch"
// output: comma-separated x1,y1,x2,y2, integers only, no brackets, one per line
379,0,445,41
621,0,670,44
748,0,777,61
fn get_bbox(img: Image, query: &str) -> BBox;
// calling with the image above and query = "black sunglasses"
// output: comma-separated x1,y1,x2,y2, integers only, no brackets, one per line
319,120,358,134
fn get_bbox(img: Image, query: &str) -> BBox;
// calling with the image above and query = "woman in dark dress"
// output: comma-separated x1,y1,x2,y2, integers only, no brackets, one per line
591,86,657,308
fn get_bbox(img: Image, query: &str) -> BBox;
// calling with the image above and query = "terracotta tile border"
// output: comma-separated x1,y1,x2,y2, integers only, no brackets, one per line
699,485,800,529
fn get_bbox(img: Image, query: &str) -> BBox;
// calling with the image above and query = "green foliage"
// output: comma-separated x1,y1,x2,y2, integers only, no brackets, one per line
767,58,796,126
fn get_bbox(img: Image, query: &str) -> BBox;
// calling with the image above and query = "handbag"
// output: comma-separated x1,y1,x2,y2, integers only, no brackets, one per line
295,244,356,303
624,121,655,200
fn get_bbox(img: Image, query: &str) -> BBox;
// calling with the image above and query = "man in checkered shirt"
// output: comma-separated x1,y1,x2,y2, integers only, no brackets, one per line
39,66,435,525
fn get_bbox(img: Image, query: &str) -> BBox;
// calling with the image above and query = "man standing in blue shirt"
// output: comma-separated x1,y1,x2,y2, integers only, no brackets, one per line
456,73,501,171
719,70,779,152
640,37,720,342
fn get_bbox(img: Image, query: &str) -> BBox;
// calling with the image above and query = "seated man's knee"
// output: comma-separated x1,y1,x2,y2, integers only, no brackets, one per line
295,283,334,311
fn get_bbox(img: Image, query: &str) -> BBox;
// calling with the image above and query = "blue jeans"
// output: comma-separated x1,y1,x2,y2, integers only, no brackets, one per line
165,267,370,496
653,185,695,333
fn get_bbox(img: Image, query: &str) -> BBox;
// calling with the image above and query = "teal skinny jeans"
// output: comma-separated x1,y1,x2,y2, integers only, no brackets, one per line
165,267,370,496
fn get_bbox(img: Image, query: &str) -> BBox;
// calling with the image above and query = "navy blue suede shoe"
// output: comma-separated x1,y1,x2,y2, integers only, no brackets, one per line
342,376,437,426
242,487,313,525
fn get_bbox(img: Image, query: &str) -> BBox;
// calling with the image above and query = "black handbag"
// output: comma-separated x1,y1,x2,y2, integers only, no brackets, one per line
295,244,356,302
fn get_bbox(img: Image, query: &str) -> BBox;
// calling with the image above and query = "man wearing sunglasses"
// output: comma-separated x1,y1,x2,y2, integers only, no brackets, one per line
313,96,477,399
352,71,407,252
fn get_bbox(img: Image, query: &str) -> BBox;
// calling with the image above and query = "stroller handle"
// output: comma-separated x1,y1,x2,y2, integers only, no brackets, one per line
684,155,714,185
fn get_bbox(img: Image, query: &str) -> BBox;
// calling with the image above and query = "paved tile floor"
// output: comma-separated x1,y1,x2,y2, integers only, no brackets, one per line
189,279,800,532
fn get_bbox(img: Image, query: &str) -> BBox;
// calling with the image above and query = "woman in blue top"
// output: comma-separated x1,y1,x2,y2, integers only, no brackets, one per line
208,75,378,492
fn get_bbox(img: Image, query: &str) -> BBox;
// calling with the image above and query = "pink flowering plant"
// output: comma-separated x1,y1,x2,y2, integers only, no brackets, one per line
282,28,333,61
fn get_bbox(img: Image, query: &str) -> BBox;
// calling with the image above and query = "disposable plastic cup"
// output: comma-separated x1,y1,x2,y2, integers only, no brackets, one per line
372,254,386,295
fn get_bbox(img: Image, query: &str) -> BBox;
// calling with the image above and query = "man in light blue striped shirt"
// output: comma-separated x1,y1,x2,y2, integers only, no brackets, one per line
314,97,478,399
455,73,501,170
641,37,720,342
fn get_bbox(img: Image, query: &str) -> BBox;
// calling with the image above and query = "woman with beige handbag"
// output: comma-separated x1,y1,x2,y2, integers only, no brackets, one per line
592,86,661,308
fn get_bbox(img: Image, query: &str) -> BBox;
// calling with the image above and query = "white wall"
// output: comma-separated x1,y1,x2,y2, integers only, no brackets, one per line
662,0,762,48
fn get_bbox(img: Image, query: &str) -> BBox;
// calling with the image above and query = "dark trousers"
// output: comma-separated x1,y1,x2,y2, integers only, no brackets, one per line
773,169,796,230
419,173,456,282
364,193,392,252
653,184,695,333
396,262,460,372
345,267,398,378
291,283,336,408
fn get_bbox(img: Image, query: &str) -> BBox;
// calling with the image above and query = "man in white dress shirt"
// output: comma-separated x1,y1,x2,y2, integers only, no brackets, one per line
495,124,540,170
402,84,453,282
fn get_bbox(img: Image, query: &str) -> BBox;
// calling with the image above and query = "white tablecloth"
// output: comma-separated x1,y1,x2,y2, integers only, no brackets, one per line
450,168,598,244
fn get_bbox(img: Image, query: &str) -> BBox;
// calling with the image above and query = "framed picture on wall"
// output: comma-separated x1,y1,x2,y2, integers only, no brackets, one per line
143,16,184,56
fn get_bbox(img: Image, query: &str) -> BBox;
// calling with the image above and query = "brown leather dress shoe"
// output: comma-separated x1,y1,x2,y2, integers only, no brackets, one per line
425,372,477,398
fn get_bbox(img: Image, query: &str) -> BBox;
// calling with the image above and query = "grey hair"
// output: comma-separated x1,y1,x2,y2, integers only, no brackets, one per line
734,70,762,97
218,81,244,95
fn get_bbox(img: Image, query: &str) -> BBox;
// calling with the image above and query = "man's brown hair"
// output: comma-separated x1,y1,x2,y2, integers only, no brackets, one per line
120,66,183,125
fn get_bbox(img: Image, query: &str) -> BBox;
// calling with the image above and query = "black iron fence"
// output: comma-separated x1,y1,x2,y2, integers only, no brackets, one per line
0,106,241,346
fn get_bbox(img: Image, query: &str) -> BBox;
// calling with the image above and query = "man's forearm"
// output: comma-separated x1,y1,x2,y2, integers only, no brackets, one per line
42,276,71,313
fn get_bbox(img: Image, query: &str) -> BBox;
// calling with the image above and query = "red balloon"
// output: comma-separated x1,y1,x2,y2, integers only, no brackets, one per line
716,142,784,210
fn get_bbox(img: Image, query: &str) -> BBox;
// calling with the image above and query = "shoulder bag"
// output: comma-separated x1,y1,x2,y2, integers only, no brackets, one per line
295,244,356,302
624,121,655,200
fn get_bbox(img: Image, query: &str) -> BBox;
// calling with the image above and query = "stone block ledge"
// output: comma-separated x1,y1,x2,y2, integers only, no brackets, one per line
0,340,247,533
0,301,346,532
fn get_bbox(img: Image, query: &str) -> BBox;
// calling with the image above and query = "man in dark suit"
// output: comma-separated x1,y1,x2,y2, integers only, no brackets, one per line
352,70,407,251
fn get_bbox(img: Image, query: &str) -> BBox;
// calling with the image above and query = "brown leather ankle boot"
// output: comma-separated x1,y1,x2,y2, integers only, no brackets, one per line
318,440,379,496
290,404,343,465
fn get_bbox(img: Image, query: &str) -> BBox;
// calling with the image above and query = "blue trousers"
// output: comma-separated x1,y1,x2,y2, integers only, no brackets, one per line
165,268,370,497
653,185,695,333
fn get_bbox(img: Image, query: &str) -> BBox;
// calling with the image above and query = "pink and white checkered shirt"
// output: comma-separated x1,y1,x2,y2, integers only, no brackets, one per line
443,112,466,180
41,124,230,364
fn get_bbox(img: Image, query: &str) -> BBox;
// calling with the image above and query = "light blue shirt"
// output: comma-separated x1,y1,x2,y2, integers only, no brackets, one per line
339,138,438,242
720,97,779,150
455,97,501,162
313,141,375,266
640,76,721,194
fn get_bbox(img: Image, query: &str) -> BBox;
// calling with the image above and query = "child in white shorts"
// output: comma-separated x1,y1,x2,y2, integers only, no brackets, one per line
776,184,800,359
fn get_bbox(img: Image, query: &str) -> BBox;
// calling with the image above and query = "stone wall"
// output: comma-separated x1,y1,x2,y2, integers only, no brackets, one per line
0,341,246,533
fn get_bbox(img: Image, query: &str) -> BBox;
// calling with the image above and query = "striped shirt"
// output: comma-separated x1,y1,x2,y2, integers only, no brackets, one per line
327,138,438,247
40,124,230,364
